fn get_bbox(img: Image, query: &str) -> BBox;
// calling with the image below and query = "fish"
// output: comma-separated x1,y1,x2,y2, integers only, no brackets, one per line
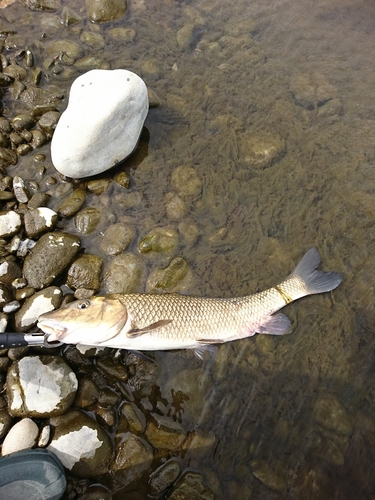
37,247,342,352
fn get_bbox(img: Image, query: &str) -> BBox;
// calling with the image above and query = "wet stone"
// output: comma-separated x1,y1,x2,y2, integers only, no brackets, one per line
1,418,39,456
46,39,83,63
239,132,286,169
7,355,78,417
86,0,127,23
3,65,28,81
0,401,12,439
28,192,50,209
145,413,186,451
20,0,61,11
0,147,17,166
80,31,105,50
147,256,189,292
103,253,145,294
108,27,136,42
250,459,286,493
13,176,30,203
119,402,146,434
14,286,62,332
24,207,58,238
0,211,21,238
61,6,82,26
99,223,135,255
11,113,35,132
139,227,179,254
57,188,87,217
167,471,214,500
0,283,13,309
290,72,338,110
38,111,60,136
74,207,101,234
96,356,128,381
74,56,111,71
67,254,103,292
164,193,187,219
30,129,47,149
48,410,113,477
313,393,352,435
112,433,153,486
149,460,181,495
0,260,22,287
22,231,80,289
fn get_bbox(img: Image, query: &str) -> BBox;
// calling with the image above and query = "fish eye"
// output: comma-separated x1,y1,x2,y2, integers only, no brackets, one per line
77,300,90,309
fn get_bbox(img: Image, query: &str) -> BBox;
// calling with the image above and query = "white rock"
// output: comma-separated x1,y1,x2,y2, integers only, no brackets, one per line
2,418,39,456
51,69,149,178
0,211,21,238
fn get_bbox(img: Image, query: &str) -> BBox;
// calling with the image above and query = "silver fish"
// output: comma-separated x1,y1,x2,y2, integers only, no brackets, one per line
37,248,342,352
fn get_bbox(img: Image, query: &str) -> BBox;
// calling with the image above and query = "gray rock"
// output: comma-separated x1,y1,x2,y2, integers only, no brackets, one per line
38,111,60,137
86,0,127,23
14,286,63,332
167,472,214,500
149,460,181,495
6,355,78,417
51,69,148,178
13,176,30,203
48,410,113,477
111,433,153,486
24,207,58,238
23,231,80,289
103,253,144,293
0,211,21,238
1,418,39,456
67,254,103,292
99,223,135,255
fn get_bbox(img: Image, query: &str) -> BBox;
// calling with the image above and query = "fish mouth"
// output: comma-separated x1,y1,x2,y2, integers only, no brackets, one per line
37,319,67,341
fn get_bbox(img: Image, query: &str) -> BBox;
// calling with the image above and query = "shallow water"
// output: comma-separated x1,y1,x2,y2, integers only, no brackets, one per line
3,0,375,497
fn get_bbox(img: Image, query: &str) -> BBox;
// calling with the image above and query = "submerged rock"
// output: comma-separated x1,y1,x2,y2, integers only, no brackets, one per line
149,460,181,495
51,69,148,178
86,0,127,23
112,433,153,486
167,471,214,500
103,253,144,293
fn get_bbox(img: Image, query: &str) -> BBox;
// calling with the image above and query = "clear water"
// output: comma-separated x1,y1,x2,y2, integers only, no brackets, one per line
3,0,375,497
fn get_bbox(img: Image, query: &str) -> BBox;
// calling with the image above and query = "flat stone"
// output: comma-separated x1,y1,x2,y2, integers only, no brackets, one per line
145,413,186,451
167,472,214,500
24,207,58,238
86,0,127,23
51,69,148,178
6,355,78,417
111,433,153,487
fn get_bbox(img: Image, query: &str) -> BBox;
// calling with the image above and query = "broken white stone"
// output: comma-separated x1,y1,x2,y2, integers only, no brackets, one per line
0,211,21,238
51,69,149,178
48,426,102,470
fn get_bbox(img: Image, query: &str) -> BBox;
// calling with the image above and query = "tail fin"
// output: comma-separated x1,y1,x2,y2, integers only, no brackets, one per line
290,247,342,294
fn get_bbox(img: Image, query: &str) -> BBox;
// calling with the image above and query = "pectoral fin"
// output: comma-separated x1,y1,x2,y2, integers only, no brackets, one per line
127,319,172,338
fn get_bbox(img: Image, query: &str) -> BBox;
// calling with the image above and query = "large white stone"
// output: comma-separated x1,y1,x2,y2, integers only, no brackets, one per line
51,69,149,178
2,418,39,456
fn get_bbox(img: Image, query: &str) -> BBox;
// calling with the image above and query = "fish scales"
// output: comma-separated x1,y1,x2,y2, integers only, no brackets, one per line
37,248,343,351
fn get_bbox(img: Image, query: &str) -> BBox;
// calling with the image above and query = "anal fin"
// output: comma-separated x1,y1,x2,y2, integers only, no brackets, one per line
258,313,291,335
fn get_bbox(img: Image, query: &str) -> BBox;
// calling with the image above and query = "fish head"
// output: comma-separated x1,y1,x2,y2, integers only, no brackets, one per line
37,295,129,345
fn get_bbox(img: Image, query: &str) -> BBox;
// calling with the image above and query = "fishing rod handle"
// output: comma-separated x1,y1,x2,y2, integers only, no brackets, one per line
0,333,28,349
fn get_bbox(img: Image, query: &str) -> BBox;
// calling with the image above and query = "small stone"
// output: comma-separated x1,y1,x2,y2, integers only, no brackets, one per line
0,260,22,287
139,227,179,254
57,188,87,217
24,207,58,238
7,356,77,417
14,286,63,332
80,31,105,50
51,69,148,178
86,0,127,23
20,0,61,12
119,402,146,434
38,111,60,136
23,231,80,289
13,176,30,203
103,253,144,294
99,223,135,255
167,472,214,500
149,460,181,495
11,113,35,132
3,64,28,81
147,257,189,291
61,6,82,25
108,27,136,42
1,418,39,456
46,39,83,63
112,433,153,485
164,193,187,219
145,413,186,451
38,425,50,447
67,254,103,292
30,129,47,149
238,133,286,169
0,283,13,308
74,377,100,408
251,459,286,493
0,211,21,238
171,166,203,196
314,394,352,435
74,207,101,234
75,56,111,71
0,147,17,166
